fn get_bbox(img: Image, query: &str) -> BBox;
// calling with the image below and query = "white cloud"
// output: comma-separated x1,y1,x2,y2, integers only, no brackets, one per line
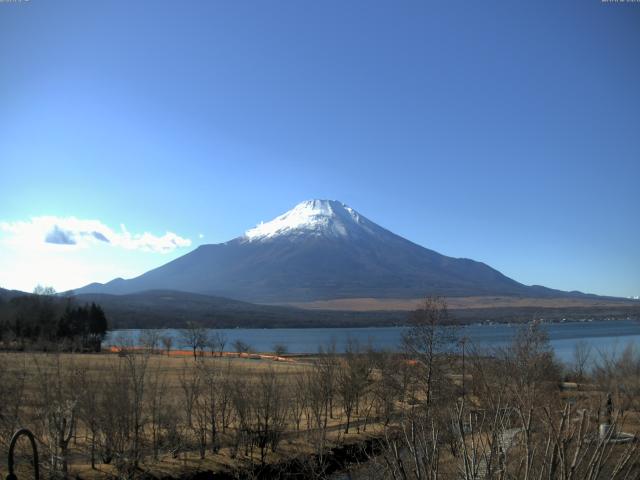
0,216,192,253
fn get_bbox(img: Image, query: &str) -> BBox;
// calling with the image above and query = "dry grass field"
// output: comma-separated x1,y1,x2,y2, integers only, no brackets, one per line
0,350,395,479
284,295,639,311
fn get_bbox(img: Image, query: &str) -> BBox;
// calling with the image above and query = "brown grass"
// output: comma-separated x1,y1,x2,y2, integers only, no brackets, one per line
0,351,384,479
281,295,637,311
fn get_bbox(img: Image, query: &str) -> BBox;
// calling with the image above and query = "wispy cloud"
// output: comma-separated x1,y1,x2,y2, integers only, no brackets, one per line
0,216,192,253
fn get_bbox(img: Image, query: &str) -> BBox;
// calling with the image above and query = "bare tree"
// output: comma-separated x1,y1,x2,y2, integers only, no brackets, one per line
305,359,333,469
233,339,252,355
572,339,593,382
370,350,402,426
403,296,456,409
33,284,57,296
337,339,372,433
77,367,101,469
121,349,151,470
198,360,222,453
273,343,288,357
161,334,173,356
593,342,640,414
95,357,130,469
192,369,209,459
207,331,227,356
146,360,168,461
373,298,457,480
180,321,208,359
229,375,251,458
179,361,200,429
139,329,161,353
33,354,78,477
290,373,308,433
316,341,338,418
498,321,561,412
252,368,289,464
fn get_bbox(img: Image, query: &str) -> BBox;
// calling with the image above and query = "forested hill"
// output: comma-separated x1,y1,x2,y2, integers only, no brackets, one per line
76,290,640,329
74,290,405,329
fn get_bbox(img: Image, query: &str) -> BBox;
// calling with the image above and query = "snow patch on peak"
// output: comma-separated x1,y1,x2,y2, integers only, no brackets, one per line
244,199,365,241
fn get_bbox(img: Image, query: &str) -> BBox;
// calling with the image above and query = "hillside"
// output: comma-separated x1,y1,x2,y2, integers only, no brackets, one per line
74,290,406,329
77,290,640,329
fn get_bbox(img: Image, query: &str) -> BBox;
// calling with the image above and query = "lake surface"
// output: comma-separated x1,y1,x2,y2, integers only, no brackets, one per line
105,319,640,364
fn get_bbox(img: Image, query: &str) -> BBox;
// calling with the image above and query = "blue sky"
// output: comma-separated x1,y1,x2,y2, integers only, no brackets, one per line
0,0,638,297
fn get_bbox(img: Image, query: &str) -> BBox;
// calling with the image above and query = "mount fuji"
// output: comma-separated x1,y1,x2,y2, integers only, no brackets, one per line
74,200,583,303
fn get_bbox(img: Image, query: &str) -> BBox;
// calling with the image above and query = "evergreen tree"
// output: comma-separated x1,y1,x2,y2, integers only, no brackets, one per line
0,292,109,351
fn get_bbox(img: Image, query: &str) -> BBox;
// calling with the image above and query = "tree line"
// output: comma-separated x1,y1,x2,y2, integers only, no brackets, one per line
0,286,108,351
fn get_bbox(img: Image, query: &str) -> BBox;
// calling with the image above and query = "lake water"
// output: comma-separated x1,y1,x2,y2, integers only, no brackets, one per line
105,319,640,364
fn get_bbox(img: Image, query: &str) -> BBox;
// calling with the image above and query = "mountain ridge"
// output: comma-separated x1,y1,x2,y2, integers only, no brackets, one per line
73,200,600,303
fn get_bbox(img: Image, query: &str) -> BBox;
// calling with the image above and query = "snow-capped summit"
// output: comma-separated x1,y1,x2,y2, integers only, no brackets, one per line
244,199,374,241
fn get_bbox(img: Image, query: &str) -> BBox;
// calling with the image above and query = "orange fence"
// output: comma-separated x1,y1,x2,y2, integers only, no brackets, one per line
106,345,295,362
